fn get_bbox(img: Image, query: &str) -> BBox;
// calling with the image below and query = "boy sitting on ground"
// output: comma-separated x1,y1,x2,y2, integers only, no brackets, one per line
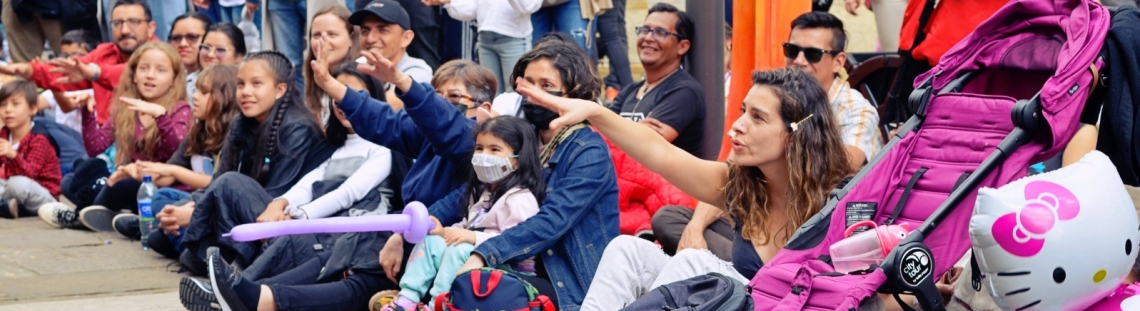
0,79,65,218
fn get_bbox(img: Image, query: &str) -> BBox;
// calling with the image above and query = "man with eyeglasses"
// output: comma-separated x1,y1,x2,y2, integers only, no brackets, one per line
0,0,157,125
785,11,882,169
609,2,705,156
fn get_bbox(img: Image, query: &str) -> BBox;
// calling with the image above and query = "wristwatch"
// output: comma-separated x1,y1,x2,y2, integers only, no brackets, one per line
89,63,101,81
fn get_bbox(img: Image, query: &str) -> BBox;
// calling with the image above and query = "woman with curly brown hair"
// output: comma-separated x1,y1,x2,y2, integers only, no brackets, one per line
518,68,853,308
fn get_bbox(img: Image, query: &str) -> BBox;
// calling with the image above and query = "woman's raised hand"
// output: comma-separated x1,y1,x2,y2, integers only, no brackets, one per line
514,77,598,129
309,37,348,102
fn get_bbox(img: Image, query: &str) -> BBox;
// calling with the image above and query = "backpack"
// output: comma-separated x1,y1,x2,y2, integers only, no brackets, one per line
434,268,554,311
619,273,753,311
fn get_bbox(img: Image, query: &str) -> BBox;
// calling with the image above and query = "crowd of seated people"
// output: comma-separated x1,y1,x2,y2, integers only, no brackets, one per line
13,0,1125,310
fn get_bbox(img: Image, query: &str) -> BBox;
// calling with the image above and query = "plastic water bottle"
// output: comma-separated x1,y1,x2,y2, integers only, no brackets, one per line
830,221,912,273
137,175,157,250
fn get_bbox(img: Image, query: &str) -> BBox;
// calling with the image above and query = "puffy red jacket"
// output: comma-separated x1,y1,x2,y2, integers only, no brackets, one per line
602,134,695,235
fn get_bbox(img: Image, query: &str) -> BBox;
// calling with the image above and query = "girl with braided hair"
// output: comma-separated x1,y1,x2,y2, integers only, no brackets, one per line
175,50,334,272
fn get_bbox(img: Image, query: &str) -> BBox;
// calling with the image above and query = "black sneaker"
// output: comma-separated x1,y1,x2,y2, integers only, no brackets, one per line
78,205,117,232
112,213,141,239
180,249,208,276
180,276,221,311
208,247,250,311
0,198,14,219
38,202,79,228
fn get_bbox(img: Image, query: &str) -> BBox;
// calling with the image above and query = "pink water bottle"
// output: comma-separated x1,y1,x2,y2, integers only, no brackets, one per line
829,221,911,273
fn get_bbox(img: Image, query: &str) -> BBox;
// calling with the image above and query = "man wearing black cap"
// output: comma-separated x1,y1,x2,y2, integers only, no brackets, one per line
350,0,433,88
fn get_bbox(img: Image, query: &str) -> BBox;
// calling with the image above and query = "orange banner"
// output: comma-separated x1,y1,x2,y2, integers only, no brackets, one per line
719,1,809,161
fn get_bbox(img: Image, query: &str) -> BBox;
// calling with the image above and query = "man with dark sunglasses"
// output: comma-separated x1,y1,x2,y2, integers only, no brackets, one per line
609,2,706,156
786,11,882,170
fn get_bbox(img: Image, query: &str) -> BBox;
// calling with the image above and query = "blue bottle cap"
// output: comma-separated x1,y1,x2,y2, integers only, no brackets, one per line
143,175,153,183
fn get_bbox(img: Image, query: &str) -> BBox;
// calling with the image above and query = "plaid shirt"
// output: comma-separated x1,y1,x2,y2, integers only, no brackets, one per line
0,127,61,196
829,78,884,160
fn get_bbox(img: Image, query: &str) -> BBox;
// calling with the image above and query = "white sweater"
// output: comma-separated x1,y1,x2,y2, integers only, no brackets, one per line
445,0,542,39
280,134,392,219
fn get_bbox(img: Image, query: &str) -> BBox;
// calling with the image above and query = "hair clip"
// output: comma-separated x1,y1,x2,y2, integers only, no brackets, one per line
790,113,814,132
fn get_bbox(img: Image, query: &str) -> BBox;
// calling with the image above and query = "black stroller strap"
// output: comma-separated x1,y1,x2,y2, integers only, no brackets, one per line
970,252,982,291
953,172,972,191
886,167,929,225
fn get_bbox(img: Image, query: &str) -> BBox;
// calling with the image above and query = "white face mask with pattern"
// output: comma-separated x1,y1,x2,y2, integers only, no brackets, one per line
471,153,517,184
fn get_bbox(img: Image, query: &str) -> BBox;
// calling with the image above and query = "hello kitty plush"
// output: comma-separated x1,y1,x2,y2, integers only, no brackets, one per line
970,151,1140,311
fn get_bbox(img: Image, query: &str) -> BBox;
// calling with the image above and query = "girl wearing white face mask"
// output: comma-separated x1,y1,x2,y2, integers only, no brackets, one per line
379,115,546,311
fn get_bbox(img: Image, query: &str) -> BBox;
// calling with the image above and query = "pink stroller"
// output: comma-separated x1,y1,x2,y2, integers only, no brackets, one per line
747,0,1109,309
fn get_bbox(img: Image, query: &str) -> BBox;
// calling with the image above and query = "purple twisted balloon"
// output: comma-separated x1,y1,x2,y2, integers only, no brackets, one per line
223,201,435,244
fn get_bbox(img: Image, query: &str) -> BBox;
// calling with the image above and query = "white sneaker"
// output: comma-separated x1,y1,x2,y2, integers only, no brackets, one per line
38,202,78,228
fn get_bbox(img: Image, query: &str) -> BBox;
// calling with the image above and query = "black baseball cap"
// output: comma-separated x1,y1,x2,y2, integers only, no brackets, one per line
349,0,411,30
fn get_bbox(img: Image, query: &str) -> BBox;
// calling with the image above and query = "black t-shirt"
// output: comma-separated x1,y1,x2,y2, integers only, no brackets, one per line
610,70,707,155
731,216,764,280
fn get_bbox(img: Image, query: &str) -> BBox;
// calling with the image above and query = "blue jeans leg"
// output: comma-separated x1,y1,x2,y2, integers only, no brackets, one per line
198,1,224,23
268,0,307,90
148,0,188,42
220,5,263,34
477,31,530,93
598,0,631,89
153,187,191,252
475,36,501,94
531,9,553,43
531,1,594,55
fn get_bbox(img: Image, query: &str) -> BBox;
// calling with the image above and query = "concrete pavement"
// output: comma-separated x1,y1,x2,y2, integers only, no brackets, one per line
0,217,186,310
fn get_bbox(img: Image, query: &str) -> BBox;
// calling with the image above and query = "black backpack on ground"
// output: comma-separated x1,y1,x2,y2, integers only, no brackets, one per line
618,273,753,311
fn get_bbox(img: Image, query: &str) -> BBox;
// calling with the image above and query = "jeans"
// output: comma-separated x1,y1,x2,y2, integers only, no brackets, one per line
220,4,263,35
531,0,594,56
440,10,477,62
268,270,392,310
153,188,190,254
597,0,631,90
579,236,748,310
183,172,274,266
0,176,59,214
398,235,476,308
268,0,307,90
476,31,530,94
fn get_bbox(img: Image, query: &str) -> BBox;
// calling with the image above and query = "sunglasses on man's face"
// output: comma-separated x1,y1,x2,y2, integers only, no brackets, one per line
782,43,840,64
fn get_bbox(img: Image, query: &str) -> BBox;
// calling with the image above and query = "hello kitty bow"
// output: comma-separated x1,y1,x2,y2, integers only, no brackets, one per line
990,181,1080,257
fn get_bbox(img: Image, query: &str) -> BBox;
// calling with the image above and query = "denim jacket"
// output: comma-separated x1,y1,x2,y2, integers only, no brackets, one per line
430,127,620,311
336,81,475,206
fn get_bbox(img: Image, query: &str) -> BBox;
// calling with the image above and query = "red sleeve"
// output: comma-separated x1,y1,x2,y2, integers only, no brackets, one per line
3,135,62,196
29,62,91,93
82,107,115,157
94,63,126,90
153,102,191,162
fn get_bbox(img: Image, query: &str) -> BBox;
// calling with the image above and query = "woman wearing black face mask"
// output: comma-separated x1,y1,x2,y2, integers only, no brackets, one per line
519,90,563,130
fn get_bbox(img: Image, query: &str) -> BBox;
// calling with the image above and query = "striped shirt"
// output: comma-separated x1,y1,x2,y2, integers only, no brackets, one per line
828,78,884,161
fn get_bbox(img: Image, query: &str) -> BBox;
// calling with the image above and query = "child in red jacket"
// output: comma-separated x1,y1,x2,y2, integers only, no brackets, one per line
0,79,63,219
